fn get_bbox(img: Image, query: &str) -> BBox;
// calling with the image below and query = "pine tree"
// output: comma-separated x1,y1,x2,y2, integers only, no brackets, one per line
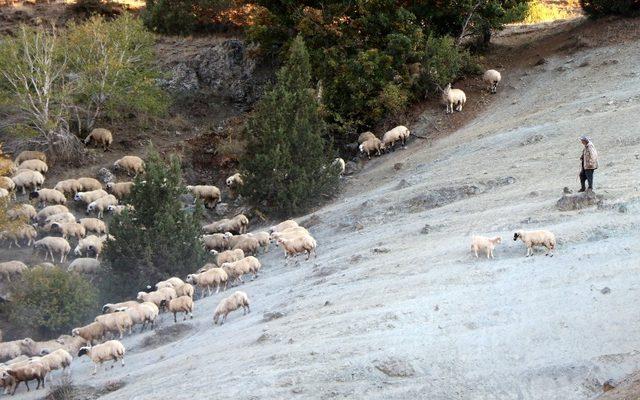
102,147,205,299
241,35,339,217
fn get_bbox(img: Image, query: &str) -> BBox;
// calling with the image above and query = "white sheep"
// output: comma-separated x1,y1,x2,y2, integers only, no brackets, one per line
470,235,502,259
74,189,108,205
79,218,107,235
7,204,37,221
94,313,133,339
42,212,76,230
162,295,194,323
270,226,310,244
269,220,299,233
442,83,466,114
381,125,410,151
84,128,113,151
50,222,86,240
513,230,556,257
118,302,159,331
36,205,69,223
11,170,45,194
77,340,125,375
113,156,144,176
14,151,46,165
0,176,16,192
186,185,221,208
483,69,501,94
39,349,72,381
53,179,83,196
86,194,118,218
0,261,28,282
136,289,175,309
221,256,261,284
201,233,230,252
74,235,105,258
0,339,38,362
225,173,244,197
232,236,260,256
155,277,185,290
107,204,134,215
71,322,105,346
106,181,134,199
331,157,346,175
186,268,228,298
76,177,102,191
359,138,384,159
175,283,195,298
67,258,100,274
17,159,48,174
101,301,140,314
203,214,248,235
358,131,377,144
213,291,250,325
277,234,317,261
33,237,71,263
1,225,37,248
210,248,245,267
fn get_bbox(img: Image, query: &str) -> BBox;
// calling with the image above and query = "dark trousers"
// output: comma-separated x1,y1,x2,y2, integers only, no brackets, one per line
580,169,594,190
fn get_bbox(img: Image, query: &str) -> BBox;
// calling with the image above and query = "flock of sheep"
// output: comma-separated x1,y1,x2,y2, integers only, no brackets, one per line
0,140,319,394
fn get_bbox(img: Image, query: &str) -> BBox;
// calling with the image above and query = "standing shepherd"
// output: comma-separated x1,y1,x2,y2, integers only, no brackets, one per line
578,136,598,192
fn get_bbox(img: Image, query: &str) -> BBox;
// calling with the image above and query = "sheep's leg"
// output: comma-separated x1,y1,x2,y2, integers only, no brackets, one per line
173,312,177,323
25,380,30,391
121,357,125,367
92,363,98,375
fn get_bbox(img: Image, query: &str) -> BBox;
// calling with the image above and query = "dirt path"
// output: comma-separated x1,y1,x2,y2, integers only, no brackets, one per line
7,16,640,400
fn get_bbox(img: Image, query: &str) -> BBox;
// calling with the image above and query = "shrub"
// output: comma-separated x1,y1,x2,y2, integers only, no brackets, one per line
143,0,234,34
3,267,98,339
240,36,339,217
102,147,206,300
580,0,640,17
524,1,570,23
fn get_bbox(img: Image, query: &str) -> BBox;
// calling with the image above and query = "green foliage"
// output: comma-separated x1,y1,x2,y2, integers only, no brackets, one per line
580,0,640,17
103,147,206,299
3,267,98,339
248,0,524,138
240,36,339,217
143,0,233,34
524,1,570,23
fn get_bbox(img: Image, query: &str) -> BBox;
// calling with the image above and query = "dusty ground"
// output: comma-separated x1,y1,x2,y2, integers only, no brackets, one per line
5,15,640,400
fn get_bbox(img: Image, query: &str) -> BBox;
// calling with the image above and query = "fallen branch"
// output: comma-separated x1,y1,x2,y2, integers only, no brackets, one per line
456,0,485,46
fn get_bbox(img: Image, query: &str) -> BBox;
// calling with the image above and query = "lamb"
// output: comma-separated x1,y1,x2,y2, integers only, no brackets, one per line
7,204,37,221
79,218,107,235
483,69,502,94
14,150,46,165
118,302,159,331
381,125,410,151
175,283,195,298
106,181,134,199
161,295,194,323
74,189,108,205
331,157,346,175
1,225,37,248
0,176,15,192
277,234,317,261
77,340,125,375
107,204,134,215
0,261,28,282
1,361,47,394
77,177,102,191
113,156,144,176
232,236,260,256
17,159,48,174
54,179,83,196
94,312,133,339
50,222,86,241
33,237,71,263
513,230,556,257
186,268,228,297
67,258,100,274
470,235,502,259
358,131,377,144
213,291,250,325
442,83,466,114
84,128,113,151
86,194,118,218
36,205,69,223
210,248,245,266
11,170,45,194
186,185,221,208
201,233,230,252
71,322,105,346
102,300,140,314
359,137,384,159
269,219,299,233
74,235,104,258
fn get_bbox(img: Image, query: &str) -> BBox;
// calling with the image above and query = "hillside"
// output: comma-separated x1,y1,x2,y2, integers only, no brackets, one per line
4,15,640,400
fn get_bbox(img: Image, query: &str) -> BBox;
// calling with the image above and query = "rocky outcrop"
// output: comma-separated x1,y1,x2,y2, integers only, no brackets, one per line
556,190,603,211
